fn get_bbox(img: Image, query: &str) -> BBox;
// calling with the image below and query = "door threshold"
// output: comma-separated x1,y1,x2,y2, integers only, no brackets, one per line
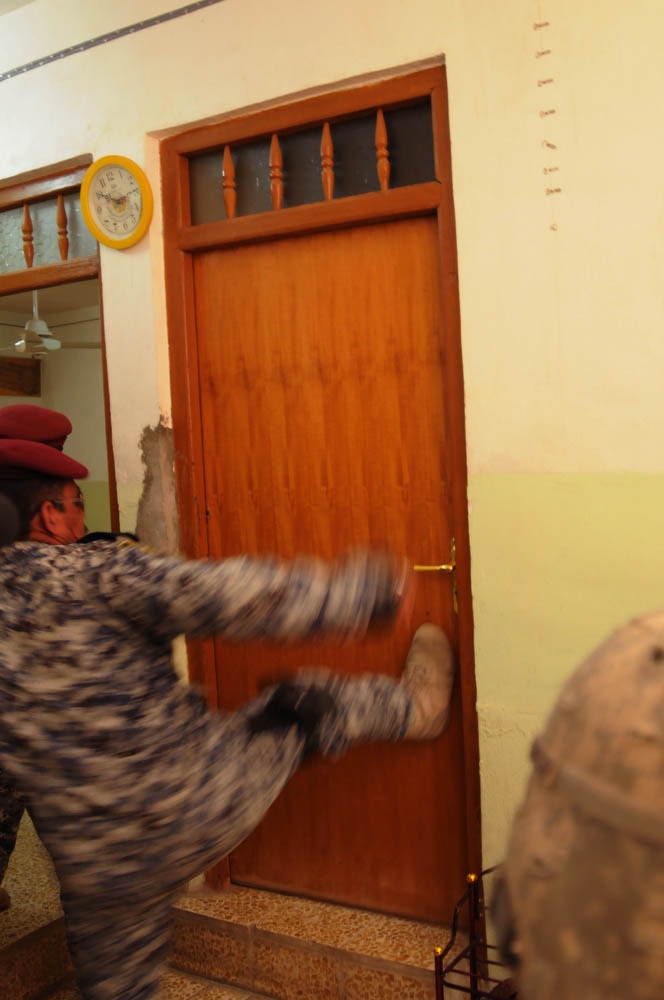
171,883,464,999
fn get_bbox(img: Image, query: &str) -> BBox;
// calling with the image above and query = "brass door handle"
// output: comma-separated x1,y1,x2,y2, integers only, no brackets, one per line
413,539,457,612
413,563,455,573
414,539,456,574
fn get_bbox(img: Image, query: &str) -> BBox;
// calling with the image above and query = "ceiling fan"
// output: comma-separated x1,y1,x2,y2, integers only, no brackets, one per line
0,290,101,358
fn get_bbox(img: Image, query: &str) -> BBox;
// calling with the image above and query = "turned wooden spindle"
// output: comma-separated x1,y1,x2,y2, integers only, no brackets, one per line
56,194,69,260
375,109,390,191
21,203,34,268
222,146,237,220
320,122,334,201
269,134,284,211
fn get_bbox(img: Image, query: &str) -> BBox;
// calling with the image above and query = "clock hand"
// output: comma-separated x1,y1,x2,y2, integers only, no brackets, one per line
108,190,138,204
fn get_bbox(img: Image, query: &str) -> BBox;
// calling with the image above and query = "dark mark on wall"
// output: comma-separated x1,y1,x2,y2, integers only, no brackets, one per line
0,0,226,84
534,9,562,221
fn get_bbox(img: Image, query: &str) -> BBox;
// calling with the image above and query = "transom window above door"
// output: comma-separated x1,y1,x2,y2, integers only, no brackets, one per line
0,156,97,276
189,99,436,224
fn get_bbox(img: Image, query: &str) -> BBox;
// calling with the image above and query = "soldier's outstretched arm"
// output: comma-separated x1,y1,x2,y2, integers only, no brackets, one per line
95,542,410,643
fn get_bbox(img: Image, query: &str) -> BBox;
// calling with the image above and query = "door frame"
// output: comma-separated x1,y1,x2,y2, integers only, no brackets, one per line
159,61,483,889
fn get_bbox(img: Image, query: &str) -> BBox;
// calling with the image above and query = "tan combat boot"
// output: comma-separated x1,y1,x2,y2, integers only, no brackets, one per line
402,624,455,739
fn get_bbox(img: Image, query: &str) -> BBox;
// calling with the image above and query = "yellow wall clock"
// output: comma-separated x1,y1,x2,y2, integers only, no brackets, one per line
80,155,153,249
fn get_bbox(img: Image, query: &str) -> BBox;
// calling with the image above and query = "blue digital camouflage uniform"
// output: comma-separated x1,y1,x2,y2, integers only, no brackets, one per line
0,537,413,1000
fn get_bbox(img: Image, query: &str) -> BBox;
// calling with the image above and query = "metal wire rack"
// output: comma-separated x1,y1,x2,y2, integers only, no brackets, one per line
434,865,518,999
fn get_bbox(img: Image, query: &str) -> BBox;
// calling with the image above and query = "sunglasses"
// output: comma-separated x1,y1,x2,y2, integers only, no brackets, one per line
48,495,85,512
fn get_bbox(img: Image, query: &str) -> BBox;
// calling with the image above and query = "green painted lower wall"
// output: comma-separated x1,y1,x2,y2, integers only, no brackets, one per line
79,481,111,534
469,471,664,865
80,483,146,538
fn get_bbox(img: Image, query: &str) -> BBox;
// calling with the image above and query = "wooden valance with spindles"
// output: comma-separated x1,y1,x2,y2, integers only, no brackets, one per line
0,155,100,395
0,154,98,295
219,108,396,221
162,72,441,256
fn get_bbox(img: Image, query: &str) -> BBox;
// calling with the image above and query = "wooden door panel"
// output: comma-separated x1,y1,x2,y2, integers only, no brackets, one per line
193,217,468,919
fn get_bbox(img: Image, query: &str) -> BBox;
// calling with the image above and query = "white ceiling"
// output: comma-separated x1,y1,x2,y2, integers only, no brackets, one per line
0,279,101,354
0,1,36,14
0,279,100,320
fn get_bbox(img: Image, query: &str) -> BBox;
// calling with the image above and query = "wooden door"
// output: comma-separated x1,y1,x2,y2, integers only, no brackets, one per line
192,215,468,920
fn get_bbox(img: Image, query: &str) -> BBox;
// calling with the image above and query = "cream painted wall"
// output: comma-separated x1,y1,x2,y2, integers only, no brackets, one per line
40,335,106,480
42,335,113,532
1,0,663,881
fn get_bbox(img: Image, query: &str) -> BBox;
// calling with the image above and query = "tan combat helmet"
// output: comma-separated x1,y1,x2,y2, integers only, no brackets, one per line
496,609,664,1000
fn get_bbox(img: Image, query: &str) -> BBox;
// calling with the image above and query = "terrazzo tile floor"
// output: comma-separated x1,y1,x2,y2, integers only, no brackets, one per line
176,880,451,969
0,813,62,950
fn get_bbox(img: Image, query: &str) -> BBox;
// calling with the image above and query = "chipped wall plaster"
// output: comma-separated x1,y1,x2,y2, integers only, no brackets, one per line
136,420,179,554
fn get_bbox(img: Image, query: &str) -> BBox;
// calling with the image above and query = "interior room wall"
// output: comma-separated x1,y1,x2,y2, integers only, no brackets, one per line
40,333,111,533
0,315,111,532
1,0,663,880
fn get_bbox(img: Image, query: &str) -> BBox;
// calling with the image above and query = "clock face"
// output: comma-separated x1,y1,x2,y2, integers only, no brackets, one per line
89,164,142,237
80,155,153,249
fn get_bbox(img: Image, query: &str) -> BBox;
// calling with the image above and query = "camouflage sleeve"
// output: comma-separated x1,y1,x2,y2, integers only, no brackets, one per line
96,544,407,642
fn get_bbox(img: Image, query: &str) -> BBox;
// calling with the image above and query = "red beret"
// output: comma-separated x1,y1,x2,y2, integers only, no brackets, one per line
0,439,88,479
0,404,72,450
